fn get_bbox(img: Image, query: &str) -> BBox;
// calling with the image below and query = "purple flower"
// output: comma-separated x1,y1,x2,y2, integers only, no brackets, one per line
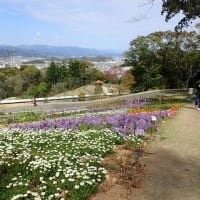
9,107,173,138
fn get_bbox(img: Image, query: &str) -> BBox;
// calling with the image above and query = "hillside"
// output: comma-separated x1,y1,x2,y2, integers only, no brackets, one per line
0,45,122,57
53,84,122,97
54,85,96,97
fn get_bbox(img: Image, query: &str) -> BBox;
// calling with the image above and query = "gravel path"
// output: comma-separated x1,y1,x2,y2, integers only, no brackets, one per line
130,103,200,200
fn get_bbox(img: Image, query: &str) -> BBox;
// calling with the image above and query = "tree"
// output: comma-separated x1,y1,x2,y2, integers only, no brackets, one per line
104,66,135,93
182,50,200,88
37,82,48,97
50,82,67,95
20,65,41,91
26,84,38,97
104,65,125,84
125,33,164,90
67,59,92,88
160,31,200,88
4,67,19,76
0,83,6,99
125,30,200,90
45,61,59,87
0,68,20,98
119,70,135,92
161,0,200,30
0,71,7,99
157,31,195,88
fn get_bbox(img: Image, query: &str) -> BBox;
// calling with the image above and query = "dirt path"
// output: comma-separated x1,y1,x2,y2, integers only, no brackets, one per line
90,103,200,200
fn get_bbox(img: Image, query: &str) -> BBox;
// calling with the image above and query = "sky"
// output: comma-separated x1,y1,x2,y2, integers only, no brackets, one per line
0,0,199,52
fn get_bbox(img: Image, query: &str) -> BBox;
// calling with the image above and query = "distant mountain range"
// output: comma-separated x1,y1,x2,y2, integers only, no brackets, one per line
0,45,123,57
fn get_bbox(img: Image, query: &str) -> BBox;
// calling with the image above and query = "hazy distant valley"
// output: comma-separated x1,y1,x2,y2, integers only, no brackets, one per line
0,45,122,57
0,45,124,71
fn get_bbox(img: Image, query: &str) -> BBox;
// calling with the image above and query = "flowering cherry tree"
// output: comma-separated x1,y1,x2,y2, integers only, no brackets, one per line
104,66,135,93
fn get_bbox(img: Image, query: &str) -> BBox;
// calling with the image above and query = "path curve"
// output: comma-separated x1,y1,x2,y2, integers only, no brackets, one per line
129,103,200,200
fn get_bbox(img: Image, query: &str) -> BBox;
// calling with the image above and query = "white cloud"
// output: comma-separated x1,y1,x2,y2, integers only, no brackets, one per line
4,0,153,28
3,0,197,50
36,32,41,36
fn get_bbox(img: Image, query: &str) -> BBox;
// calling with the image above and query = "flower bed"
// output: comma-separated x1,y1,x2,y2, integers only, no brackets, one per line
0,97,182,199
10,110,173,138
0,129,123,200
0,99,150,125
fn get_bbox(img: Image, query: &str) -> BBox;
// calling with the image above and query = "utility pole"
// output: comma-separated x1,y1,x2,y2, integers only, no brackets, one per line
6,48,16,67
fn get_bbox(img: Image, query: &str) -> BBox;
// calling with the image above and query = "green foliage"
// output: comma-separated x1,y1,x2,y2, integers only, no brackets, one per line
26,84,38,97
0,129,122,200
125,135,143,147
45,61,58,86
161,0,200,30
20,65,41,90
0,59,104,99
37,82,48,97
125,30,200,90
49,82,66,96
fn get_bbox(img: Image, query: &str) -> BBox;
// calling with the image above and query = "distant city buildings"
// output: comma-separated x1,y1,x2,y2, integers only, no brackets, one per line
0,56,50,69
0,56,125,71
92,57,124,71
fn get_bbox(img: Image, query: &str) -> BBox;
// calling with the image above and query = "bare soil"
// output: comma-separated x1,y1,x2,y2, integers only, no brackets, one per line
89,104,200,200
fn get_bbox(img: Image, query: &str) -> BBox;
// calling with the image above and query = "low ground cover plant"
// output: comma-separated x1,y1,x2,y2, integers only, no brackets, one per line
0,129,123,200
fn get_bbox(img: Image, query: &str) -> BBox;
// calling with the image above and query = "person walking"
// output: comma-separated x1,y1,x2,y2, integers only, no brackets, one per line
187,87,194,102
195,84,200,110
33,97,37,107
